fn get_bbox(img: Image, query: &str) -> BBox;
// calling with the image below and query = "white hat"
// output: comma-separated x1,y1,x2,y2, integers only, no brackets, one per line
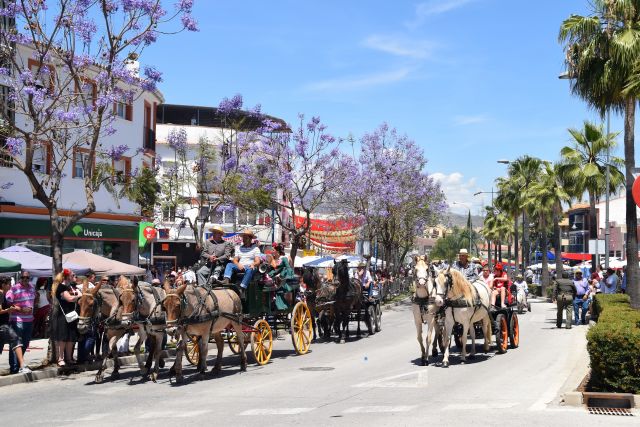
458,249,469,255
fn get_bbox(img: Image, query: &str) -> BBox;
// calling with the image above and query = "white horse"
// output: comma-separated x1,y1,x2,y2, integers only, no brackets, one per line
412,256,442,366
435,268,492,367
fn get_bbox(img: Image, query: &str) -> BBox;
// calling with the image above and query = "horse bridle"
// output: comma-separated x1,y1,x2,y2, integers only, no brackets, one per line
77,291,103,324
161,292,186,328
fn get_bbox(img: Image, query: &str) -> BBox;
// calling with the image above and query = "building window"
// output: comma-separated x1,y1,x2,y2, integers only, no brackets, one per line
162,206,176,222
114,101,133,121
0,84,14,168
30,141,51,174
27,59,55,92
73,148,92,178
77,79,96,106
113,156,131,184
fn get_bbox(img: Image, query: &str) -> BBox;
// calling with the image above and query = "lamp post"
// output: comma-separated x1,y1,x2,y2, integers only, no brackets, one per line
474,189,494,263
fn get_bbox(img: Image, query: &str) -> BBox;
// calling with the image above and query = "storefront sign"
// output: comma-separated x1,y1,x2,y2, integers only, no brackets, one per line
0,218,137,241
138,221,156,248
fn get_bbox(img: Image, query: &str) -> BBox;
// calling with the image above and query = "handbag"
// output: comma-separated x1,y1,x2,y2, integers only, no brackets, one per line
59,298,78,323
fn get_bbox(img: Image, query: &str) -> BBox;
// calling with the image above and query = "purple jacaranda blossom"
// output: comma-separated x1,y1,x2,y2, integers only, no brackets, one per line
223,156,237,171
4,137,24,156
218,94,243,115
107,144,129,161
176,0,194,11
167,128,188,154
215,204,235,213
181,14,198,31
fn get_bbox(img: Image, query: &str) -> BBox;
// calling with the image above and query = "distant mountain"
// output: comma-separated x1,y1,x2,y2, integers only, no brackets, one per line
443,211,485,229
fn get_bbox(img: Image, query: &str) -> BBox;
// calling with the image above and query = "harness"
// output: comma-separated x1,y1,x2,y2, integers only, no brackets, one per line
441,272,491,323
135,284,166,328
164,285,220,327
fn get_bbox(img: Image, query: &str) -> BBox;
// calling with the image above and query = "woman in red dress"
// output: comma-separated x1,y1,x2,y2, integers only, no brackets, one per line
490,263,509,309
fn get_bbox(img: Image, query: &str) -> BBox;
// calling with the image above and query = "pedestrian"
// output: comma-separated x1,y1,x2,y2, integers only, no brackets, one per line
621,267,627,294
5,270,37,374
572,270,591,326
552,274,577,329
51,269,82,367
602,268,618,294
0,277,31,374
76,270,96,364
33,277,51,338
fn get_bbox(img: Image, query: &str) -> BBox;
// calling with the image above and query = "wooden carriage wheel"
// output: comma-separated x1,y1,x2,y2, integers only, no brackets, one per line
495,314,508,354
185,334,200,365
291,301,313,355
250,319,273,365
228,330,251,354
509,313,520,349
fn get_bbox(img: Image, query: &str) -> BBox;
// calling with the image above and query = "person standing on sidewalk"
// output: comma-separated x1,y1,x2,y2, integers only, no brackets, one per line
0,277,31,374
5,271,36,374
572,270,591,325
552,274,577,329
76,271,96,364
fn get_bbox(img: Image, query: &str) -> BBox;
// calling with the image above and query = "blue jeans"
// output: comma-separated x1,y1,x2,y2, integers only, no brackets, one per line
573,297,589,325
77,329,95,363
9,321,33,373
223,263,255,289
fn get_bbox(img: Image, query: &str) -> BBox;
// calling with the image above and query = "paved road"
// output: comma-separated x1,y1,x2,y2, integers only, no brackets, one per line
4,300,637,426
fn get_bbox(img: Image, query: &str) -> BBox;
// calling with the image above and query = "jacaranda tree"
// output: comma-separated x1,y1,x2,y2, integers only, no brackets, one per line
0,0,198,273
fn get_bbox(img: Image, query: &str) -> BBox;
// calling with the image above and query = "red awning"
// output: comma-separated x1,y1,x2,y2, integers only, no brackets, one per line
562,253,592,261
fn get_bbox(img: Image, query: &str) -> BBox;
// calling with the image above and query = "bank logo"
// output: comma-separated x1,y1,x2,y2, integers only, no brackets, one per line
72,225,83,236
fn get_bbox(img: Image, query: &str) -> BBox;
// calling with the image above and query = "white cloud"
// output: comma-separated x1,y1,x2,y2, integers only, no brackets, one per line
453,114,488,125
407,0,476,28
303,68,413,92
431,171,486,215
362,34,436,59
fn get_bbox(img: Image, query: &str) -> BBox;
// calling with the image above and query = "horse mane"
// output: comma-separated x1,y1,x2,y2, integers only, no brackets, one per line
446,269,474,305
117,275,131,289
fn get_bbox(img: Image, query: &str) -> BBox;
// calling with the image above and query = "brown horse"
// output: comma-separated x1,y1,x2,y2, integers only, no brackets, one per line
162,283,246,382
76,276,136,383
332,259,363,343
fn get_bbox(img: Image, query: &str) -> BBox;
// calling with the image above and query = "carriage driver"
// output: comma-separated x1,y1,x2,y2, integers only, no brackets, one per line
355,261,374,297
451,249,478,282
197,225,234,286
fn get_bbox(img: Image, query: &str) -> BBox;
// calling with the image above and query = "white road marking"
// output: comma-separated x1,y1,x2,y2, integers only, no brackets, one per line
239,408,315,416
443,402,518,410
344,406,417,414
352,370,428,388
138,410,210,419
72,413,111,422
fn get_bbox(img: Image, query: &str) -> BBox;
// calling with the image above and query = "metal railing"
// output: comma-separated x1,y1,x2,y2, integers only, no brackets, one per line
380,277,411,302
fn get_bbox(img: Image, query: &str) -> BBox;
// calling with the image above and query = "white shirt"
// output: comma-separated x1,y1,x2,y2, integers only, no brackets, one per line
235,244,262,266
183,270,196,283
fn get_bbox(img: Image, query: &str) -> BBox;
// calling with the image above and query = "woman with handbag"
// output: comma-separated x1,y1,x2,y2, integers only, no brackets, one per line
51,269,82,367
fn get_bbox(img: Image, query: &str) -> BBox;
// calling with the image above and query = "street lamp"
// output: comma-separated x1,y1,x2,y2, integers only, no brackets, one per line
497,159,510,165
559,70,611,269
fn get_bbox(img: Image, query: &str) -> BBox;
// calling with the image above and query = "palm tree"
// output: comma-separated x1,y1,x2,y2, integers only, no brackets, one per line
559,122,625,269
506,155,544,271
495,177,521,272
524,162,571,295
560,1,640,308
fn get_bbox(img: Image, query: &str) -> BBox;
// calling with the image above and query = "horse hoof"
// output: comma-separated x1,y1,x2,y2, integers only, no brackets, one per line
169,366,176,377
151,372,157,383
442,361,449,368
176,375,184,384
159,359,165,368
339,339,345,344
197,373,205,381
111,371,120,379
422,358,428,366
95,374,103,384
140,367,148,376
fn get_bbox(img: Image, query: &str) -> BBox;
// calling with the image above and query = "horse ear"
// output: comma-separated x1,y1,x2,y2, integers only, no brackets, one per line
92,282,102,294
176,283,188,295
163,281,171,293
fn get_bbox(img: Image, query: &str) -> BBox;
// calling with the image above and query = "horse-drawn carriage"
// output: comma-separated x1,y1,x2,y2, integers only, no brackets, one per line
184,264,313,366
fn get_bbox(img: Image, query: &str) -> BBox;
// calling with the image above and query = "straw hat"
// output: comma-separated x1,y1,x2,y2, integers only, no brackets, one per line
458,248,469,256
209,225,224,234
239,228,256,237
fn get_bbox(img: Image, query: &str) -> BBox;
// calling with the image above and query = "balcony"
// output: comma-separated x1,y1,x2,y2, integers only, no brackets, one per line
143,127,155,152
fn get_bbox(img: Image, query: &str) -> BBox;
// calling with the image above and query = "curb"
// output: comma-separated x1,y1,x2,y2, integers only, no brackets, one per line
0,349,175,388
382,295,411,311
561,391,640,409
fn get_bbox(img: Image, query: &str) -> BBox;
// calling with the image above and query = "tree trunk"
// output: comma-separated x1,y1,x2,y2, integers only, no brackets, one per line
514,215,520,274
623,96,639,309
554,204,564,280
290,234,301,266
522,211,529,271
589,191,598,270
540,214,549,296
487,239,492,267
50,212,64,275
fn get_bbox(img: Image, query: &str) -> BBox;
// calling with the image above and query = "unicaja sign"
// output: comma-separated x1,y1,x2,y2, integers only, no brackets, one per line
72,224,103,238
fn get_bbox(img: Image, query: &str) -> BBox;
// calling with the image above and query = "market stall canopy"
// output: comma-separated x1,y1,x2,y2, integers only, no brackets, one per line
63,250,146,276
0,246,89,277
302,256,336,268
0,256,21,273
294,255,322,268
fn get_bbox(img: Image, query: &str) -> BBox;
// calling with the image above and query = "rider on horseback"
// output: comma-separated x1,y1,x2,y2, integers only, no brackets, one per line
197,225,234,287
451,249,478,282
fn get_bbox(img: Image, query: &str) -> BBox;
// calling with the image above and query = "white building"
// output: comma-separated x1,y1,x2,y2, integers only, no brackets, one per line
0,43,163,264
152,104,284,272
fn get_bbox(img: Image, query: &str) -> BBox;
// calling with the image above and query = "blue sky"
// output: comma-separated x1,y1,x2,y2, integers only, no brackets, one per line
144,0,612,215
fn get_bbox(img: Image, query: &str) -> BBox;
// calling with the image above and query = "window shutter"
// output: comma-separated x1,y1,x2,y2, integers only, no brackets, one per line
126,104,133,121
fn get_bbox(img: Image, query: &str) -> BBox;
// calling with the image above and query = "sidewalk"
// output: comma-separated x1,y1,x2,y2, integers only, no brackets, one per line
0,337,49,375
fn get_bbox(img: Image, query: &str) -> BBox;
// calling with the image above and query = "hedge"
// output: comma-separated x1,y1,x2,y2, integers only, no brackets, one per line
586,294,640,394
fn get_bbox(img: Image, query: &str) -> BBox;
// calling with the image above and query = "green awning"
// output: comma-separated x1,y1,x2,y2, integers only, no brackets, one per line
0,256,21,273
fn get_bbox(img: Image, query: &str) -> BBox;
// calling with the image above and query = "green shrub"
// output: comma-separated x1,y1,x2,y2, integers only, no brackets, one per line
587,294,640,394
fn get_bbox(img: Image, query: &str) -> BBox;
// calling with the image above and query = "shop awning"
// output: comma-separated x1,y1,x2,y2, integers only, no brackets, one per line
561,253,592,261
0,246,89,277
0,256,21,273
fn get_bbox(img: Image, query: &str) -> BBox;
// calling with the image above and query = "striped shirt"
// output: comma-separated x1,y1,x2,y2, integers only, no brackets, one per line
5,283,36,323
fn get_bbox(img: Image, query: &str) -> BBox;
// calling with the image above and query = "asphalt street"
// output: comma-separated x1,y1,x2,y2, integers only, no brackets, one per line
3,300,637,426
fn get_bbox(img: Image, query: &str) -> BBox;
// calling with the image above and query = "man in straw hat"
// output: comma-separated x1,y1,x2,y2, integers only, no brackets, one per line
451,248,478,282
221,228,263,297
197,225,234,286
